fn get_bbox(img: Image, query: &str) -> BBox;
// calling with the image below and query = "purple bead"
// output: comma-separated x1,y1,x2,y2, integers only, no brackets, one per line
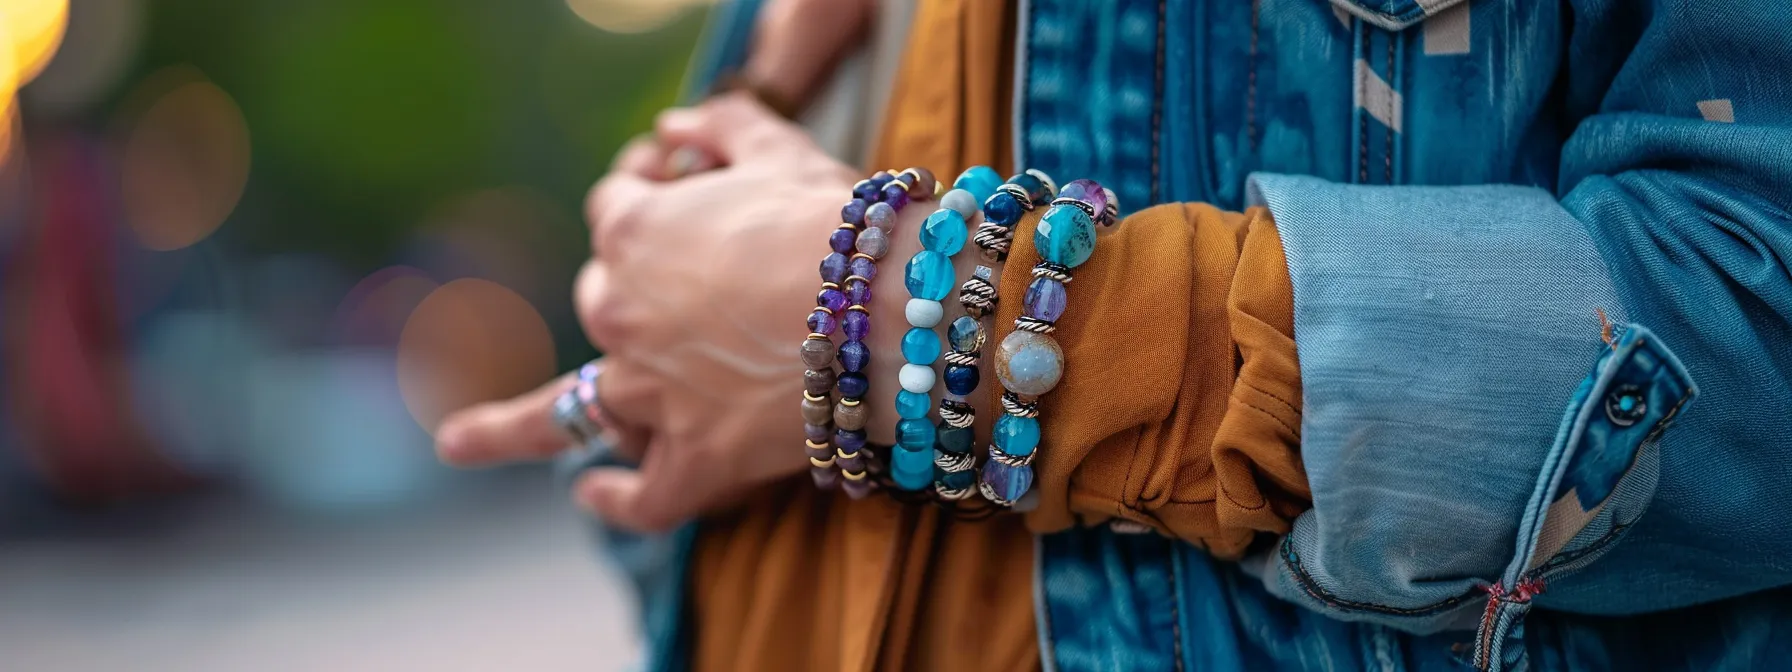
1023,277,1069,322
1059,178,1108,214
811,467,841,490
835,428,868,453
842,478,874,499
845,279,872,305
820,253,848,283
837,449,868,474
842,310,870,341
806,309,838,335
852,180,879,202
829,228,857,254
848,255,878,282
804,423,831,443
837,372,870,398
865,202,897,231
805,442,833,461
870,171,896,189
842,199,868,226
818,288,849,313
981,461,1034,503
895,172,917,188
881,183,910,211
838,340,870,372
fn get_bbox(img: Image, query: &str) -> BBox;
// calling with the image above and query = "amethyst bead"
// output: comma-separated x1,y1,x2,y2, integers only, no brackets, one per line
1059,179,1108,215
845,279,872,305
804,423,831,443
870,171,896,189
881,183,910,211
1023,277,1069,322
852,180,879,203
837,372,870,398
818,288,849,314
837,339,871,373
848,255,878,282
841,199,868,226
842,279,870,306
834,428,868,452
820,252,849,283
829,228,857,254
865,202,897,231
807,309,838,336
841,310,870,341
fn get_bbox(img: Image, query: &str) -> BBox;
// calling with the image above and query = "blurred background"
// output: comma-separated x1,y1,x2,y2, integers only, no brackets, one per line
0,0,715,668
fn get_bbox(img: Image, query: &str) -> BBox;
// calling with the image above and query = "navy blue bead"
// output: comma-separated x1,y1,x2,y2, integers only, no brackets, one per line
938,468,976,490
936,423,973,454
983,192,1022,226
852,180,879,202
944,364,980,396
834,428,867,452
838,340,870,373
837,372,869,399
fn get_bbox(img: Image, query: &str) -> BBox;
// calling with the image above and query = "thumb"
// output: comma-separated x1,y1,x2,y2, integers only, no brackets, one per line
654,92,810,167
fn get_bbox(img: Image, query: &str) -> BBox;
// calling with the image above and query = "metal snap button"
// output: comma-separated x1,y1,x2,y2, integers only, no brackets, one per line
1605,385,1647,427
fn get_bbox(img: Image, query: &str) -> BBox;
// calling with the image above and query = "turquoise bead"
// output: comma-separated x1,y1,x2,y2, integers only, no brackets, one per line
993,414,1041,456
953,165,1003,202
891,445,934,491
901,327,941,365
897,418,937,450
904,250,955,301
919,208,968,255
937,468,975,491
1035,205,1098,268
896,390,932,419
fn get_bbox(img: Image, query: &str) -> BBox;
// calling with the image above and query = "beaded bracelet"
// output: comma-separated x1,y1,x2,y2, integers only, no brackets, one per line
973,169,1058,263
983,178,1113,507
806,167,937,498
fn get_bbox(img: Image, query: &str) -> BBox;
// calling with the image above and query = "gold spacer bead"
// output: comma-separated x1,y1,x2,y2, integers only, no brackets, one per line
802,391,828,402
804,439,829,450
820,281,840,290
846,305,870,314
809,456,835,468
839,398,861,407
850,252,875,262
841,469,867,481
843,275,870,284
806,332,831,340
814,306,835,316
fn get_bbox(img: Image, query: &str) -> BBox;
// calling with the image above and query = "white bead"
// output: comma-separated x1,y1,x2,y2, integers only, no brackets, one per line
899,363,936,394
905,298,943,328
941,189,979,221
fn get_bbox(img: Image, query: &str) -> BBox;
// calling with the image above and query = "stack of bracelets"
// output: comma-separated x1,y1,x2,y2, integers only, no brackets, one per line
801,163,1116,514
801,167,936,499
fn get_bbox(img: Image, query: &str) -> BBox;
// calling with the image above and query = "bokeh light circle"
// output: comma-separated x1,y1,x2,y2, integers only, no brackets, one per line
397,278,556,433
118,68,251,251
0,0,69,86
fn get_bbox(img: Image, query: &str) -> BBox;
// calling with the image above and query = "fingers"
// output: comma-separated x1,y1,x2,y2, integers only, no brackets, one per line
609,135,669,179
653,92,808,167
572,441,726,533
435,373,575,467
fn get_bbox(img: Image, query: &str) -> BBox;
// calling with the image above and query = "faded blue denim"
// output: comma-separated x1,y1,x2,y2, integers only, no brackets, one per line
1021,0,1792,670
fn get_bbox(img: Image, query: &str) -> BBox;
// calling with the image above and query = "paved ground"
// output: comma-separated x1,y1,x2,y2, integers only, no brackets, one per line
0,470,640,672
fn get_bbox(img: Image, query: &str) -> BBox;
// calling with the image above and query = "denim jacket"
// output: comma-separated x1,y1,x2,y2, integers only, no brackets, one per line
640,1,1792,670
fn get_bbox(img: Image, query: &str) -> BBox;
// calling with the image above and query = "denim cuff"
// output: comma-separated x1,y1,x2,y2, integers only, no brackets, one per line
1241,174,1638,633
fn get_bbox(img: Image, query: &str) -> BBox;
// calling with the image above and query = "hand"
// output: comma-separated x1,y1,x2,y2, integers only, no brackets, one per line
436,93,924,531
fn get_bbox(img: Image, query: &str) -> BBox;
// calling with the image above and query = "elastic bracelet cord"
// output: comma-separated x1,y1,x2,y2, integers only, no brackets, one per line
984,176,1112,509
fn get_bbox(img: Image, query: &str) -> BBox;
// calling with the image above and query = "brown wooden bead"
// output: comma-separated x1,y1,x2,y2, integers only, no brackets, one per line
803,368,837,396
833,400,868,431
800,338,835,369
801,395,832,424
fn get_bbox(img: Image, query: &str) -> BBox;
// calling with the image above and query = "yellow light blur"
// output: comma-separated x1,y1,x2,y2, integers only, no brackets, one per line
397,278,556,434
0,26,16,165
564,0,714,34
118,67,251,251
0,0,68,86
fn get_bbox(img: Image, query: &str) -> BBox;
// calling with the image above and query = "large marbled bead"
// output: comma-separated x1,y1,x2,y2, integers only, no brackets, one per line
903,250,955,301
891,445,934,491
981,461,1034,503
901,327,940,365
919,208,967,255
896,418,936,450
993,414,1040,456
954,165,1003,202
947,315,983,352
995,330,1064,396
1036,205,1097,268
1023,277,1069,322
1057,178,1108,214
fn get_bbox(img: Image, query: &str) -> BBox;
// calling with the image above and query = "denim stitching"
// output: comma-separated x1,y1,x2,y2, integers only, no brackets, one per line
1279,534,1478,617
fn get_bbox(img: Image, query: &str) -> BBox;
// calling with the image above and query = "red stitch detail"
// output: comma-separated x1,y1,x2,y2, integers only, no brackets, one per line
1597,308,1616,349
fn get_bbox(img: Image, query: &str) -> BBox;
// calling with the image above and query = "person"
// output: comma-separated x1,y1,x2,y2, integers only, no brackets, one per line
436,0,1792,670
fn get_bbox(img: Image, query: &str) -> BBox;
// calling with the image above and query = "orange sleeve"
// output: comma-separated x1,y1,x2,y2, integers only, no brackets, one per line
995,204,1310,559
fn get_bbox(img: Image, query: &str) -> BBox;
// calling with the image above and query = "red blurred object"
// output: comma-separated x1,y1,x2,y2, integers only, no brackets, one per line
5,131,194,503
